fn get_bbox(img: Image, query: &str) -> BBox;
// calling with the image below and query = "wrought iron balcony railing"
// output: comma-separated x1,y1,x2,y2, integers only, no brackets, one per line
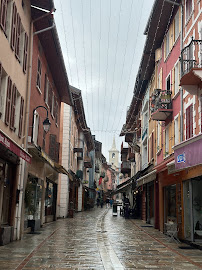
150,89,172,121
181,39,202,76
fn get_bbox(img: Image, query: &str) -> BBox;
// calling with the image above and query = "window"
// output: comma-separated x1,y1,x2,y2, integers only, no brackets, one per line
23,32,28,73
36,58,42,91
55,100,58,125
166,75,171,91
174,10,179,42
174,62,179,95
112,153,115,159
10,2,17,51
51,94,54,117
44,74,49,105
10,83,17,130
186,0,192,22
157,122,160,151
174,117,179,145
166,31,170,57
32,111,39,145
18,97,24,138
5,76,12,125
48,84,52,110
186,104,193,140
0,0,8,32
165,126,169,156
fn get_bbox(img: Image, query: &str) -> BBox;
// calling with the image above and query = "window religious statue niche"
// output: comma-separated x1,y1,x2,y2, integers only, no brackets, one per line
112,153,115,158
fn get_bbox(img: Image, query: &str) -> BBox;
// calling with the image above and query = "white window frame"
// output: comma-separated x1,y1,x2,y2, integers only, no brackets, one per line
165,126,169,156
174,10,179,42
166,31,170,57
185,0,193,23
174,61,180,96
166,73,171,91
0,68,8,120
174,115,179,145
33,111,39,145
36,57,42,93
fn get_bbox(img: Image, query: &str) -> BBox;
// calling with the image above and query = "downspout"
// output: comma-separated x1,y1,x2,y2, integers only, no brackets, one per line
180,2,184,142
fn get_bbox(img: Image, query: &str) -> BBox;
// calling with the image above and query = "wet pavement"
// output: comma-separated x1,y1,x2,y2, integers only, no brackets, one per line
0,207,202,269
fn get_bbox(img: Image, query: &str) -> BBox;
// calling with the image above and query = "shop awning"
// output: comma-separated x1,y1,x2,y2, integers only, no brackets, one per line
114,181,132,194
0,129,31,163
54,163,69,176
136,170,156,187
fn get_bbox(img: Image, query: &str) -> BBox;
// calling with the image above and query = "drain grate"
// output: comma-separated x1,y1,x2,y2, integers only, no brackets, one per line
178,246,196,249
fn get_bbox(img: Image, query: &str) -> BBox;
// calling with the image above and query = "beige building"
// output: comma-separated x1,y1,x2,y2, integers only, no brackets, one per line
0,0,32,245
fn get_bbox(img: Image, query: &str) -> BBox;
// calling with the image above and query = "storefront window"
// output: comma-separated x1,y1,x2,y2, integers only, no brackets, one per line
165,184,176,223
192,179,202,240
24,177,42,224
45,181,54,216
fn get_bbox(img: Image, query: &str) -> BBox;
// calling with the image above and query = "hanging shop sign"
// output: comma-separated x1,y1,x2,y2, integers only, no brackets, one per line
0,130,31,163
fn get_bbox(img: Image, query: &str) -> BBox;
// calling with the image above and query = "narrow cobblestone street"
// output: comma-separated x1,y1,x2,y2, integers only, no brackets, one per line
0,207,202,270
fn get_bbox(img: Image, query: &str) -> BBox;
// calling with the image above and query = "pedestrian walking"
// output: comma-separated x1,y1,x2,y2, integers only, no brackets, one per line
109,198,113,207
106,198,109,208
100,197,103,208
97,198,100,207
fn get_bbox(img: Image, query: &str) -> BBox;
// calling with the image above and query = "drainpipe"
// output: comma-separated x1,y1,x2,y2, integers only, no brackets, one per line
180,2,184,142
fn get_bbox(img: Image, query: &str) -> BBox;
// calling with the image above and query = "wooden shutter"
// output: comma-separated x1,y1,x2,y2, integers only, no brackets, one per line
5,77,12,125
23,32,28,73
0,0,8,31
55,142,60,163
55,101,58,124
172,68,175,96
10,84,17,130
159,68,162,89
44,74,47,101
163,129,165,158
186,106,189,139
18,97,24,138
49,134,56,160
48,84,52,109
15,13,21,58
178,113,181,143
159,124,162,150
190,104,193,138
179,6,181,34
0,62,2,92
151,132,154,159
169,124,172,154
11,3,17,51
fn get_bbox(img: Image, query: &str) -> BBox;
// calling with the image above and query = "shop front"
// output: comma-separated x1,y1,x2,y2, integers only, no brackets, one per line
0,130,31,245
174,134,202,243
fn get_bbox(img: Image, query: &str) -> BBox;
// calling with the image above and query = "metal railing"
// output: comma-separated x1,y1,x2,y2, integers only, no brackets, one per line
181,39,202,76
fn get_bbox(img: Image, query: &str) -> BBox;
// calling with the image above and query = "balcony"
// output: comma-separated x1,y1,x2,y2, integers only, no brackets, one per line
150,89,172,121
128,152,135,162
121,161,131,174
125,133,134,143
84,155,92,168
180,39,202,94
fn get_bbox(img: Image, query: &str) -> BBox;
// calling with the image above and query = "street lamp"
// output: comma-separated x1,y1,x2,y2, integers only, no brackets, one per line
33,106,51,133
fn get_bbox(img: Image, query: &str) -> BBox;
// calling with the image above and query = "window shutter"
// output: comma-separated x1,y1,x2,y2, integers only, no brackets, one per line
179,6,181,34
44,74,47,101
5,77,12,125
18,97,24,138
48,87,52,111
163,129,165,157
169,124,172,154
55,142,60,163
178,113,181,143
0,62,2,91
172,68,175,96
186,106,190,139
11,3,17,51
15,13,21,58
10,84,17,130
0,0,8,31
23,32,28,73
49,134,56,161
159,124,162,150
190,104,193,138
55,101,58,124
151,132,154,159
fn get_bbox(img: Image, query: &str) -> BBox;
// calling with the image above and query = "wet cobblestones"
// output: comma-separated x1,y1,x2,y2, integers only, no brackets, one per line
0,207,201,269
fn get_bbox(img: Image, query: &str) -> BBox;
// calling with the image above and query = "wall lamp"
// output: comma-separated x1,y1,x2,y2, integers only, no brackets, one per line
33,106,51,133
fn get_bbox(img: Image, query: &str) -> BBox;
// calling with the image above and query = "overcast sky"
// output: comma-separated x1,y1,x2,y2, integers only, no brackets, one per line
54,0,155,162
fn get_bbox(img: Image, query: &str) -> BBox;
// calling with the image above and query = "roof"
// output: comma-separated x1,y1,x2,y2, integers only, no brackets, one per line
31,0,55,12
31,8,73,106
121,0,180,135
70,86,94,152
